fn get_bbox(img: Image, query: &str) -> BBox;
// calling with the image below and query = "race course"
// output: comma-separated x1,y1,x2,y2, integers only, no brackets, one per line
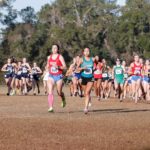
0,87,150,150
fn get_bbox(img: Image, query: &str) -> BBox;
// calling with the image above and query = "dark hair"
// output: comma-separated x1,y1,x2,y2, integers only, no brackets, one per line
133,54,139,57
11,56,17,63
84,47,90,51
82,47,90,56
53,44,60,50
94,55,100,63
116,58,120,61
7,58,11,62
52,44,60,54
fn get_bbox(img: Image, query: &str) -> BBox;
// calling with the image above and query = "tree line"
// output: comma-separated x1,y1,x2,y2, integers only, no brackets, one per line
0,0,150,68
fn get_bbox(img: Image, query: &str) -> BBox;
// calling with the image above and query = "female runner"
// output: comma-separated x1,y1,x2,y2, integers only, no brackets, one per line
1,58,13,95
47,44,67,112
101,59,111,99
93,56,103,100
21,58,31,95
15,61,23,95
78,48,95,114
112,59,124,101
31,62,42,95
122,60,129,99
129,55,143,103
42,66,49,95
10,57,18,96
142,60,150,101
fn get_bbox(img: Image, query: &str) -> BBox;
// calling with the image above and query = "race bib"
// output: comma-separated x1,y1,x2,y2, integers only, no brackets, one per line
32,70,37,74
124,73,128,78
94,70,101,75
109,74,112,78
116,69,122,75
30,75,33,79
102,73,108,78
22,68,27,73
134,69,140,75
84,68,92,75
7,68,13,73
17,71,22,75
51,66,58,73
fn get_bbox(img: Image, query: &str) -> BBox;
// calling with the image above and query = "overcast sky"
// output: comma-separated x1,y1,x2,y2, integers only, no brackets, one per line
12,0,125,12
0,0,126,29
12,0,54,12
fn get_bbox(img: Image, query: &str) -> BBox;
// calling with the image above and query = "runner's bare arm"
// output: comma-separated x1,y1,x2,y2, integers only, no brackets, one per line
14,63,18,72
77,58,85,71
59,55,67,70
1,64,7,72
92,57,96,62
46,56,50,68
112,67,115,79
65,69,71,77
41,71,45,78
27,63,32,72
37,67,42,74
128,63,134,75
141,66,145,76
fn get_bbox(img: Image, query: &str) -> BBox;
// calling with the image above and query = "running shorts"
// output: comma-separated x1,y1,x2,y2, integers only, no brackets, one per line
81,76,94,85
49,74,63,82
131,75,142,81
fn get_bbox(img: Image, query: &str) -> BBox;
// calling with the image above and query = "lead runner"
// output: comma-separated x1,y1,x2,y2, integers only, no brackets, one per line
46,44,67,112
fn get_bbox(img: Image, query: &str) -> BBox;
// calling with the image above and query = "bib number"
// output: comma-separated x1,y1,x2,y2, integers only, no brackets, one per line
51,66,58,73
94,70,101,75
7,68,12,73
109,74,112,78
124,73,128,78
116,69,122,75
134,69,140,75
102,73,108,78
32,70,37,74
84,68,92,75
18,71,22,75
23,68,27,73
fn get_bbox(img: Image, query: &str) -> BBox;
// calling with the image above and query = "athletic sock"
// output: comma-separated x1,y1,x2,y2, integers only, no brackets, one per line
48,94,54,108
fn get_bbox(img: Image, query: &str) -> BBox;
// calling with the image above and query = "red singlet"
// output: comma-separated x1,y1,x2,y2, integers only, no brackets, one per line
132,63,142,76
94,62,103,79
48,54,63,75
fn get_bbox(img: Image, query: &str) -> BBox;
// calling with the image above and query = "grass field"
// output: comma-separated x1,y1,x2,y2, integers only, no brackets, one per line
0,86,150,150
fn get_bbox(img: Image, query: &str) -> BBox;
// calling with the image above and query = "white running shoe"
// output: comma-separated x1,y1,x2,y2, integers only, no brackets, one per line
10,90,15,96
84,108,88,114
48,107,54,112
88,102,92,107
97,96,100,101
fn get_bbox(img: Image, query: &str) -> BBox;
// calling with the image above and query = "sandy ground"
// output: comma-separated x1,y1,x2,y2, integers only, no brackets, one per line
0,86,150,150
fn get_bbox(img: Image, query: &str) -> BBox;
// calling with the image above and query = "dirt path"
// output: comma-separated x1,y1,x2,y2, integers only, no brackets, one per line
0,87,150,150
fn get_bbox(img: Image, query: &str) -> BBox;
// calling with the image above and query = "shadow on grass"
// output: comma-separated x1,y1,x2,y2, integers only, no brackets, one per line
90,108,150,113
56,108,150,114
